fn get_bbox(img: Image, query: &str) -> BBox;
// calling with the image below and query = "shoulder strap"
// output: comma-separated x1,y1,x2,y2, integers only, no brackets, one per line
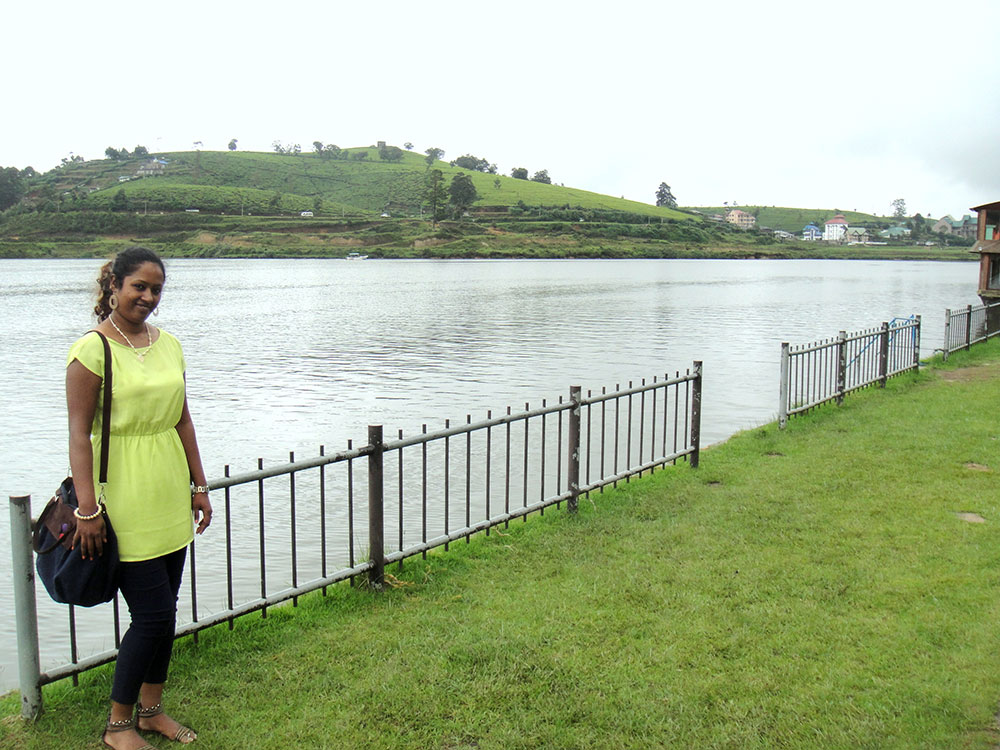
90,331,113,483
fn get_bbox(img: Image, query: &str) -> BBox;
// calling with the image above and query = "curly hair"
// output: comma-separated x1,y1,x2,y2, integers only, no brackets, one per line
94,246,166,321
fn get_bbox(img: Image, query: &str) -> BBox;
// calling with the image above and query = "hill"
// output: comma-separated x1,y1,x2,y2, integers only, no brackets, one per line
686,205,895,233
31,147,691,220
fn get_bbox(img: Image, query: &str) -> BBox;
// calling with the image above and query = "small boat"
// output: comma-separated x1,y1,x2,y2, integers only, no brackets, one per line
345,252,369,260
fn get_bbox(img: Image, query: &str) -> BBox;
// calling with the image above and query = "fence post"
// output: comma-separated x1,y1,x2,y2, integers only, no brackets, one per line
10,495,43,719
836,331,847,405
690,361,702,468
912,315,921,369
943,309,951,361
567,385,581,513
367,426,384,589
965,305,973,350
778,343,789,429
879,322,890,387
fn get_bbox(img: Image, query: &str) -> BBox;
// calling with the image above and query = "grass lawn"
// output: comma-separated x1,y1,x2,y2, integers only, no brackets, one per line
3,340,1000,749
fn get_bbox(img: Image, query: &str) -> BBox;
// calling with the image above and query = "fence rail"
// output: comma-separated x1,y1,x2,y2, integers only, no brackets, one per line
942,301,1000,359
779,317,921,428
10,365,702,717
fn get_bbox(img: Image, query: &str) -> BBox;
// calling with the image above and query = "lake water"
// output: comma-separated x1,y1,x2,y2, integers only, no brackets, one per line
0,257,980,692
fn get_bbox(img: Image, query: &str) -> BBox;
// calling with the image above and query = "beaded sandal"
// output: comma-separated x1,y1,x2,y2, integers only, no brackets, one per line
137,702,198,744
102,714,158,750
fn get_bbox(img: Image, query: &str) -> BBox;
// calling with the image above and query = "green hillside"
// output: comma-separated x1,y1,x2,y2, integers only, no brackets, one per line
36,147,690,221
686,206,894,233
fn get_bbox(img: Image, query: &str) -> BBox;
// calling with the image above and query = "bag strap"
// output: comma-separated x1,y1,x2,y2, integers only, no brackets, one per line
91,330,113,484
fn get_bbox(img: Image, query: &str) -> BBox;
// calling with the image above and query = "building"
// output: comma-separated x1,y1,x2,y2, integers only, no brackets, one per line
136,159,167,177
879,225,911,241
725,209,756,230
846,227,869,244
971,200,1000,299
801,223,822,241
932,214,978,239
823,213,849,242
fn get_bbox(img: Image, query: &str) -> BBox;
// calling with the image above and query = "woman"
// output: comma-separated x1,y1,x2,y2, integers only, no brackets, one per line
68,247,212,750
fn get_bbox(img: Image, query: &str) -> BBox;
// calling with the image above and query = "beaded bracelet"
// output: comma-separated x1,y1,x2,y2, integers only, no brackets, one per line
74,502,104,521
192,485,209,495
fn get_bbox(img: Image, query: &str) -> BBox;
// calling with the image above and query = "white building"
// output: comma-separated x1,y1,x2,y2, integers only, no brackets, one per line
823,213,849,242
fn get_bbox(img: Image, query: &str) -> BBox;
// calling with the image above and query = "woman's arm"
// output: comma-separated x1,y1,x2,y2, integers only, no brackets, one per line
66,358,106,558
175,394,212,534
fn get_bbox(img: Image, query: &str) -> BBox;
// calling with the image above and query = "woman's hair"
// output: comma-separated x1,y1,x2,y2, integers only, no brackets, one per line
94,246,166,321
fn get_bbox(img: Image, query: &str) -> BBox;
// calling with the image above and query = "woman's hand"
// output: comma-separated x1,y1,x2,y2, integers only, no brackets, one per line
192,492,212,535
72,515,107,560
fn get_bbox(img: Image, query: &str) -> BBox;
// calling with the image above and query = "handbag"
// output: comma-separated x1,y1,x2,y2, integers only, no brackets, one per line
32,330,120,607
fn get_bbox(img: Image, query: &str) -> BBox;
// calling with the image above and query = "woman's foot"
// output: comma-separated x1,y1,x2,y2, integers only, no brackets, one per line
137,702,197,744
102,714,158,750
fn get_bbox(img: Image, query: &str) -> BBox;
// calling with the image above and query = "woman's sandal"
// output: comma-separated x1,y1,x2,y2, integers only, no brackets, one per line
137,701,197,744
102,714,158,750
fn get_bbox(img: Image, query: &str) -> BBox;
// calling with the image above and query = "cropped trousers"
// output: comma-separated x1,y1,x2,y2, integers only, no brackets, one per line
110,546,186,705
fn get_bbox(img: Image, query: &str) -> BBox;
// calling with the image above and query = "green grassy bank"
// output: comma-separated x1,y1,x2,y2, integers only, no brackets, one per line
3,340,999,749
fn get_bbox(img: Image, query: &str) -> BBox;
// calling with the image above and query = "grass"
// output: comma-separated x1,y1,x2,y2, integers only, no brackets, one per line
3,342,1000,749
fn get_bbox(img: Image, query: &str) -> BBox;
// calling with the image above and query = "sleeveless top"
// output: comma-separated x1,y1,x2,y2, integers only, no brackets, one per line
67,329,194,561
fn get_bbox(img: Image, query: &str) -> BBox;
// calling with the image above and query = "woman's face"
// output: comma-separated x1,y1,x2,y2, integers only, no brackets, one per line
113,262,164,324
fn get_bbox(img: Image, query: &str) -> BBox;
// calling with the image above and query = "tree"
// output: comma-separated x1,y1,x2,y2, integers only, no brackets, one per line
493,178,502,190
530,169,551,184
19,166,37,179
313,196,323,214
424,147,444,166
105,146,121,160
228,138,238,151
424,168,448,224
379,145,404,162
655,182,677,208
111,189,128,212
891,198,906,219
511,167,528,180
451,154,493,172
324,143,341,159
449,172,478,216
404,142,414,151
133,145,149,158
0,166,25,211
313,141,325,154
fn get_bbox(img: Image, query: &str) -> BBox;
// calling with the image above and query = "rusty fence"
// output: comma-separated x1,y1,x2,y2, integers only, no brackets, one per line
9,365,702,718
778,317,921,428
942,301,1000,360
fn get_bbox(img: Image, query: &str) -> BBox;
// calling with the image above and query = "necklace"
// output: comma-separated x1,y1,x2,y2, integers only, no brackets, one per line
108,314,153,362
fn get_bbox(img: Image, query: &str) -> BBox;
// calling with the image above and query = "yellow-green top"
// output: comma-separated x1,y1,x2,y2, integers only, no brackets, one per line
67,330,193,561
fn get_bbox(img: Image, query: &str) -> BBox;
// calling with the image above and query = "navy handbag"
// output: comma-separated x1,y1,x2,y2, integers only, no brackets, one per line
32,331,120,607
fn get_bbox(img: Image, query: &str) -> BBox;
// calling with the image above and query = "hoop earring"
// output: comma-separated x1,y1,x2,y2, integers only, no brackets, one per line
152,306,159,316
109,293,118,310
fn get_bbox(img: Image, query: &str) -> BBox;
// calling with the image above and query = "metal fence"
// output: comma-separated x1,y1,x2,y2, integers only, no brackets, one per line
942,301,1000,359
778,317,921,428
10,365,702,717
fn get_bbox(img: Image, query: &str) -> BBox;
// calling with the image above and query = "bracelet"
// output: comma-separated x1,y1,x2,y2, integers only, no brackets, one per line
74,502,104,521
192,485,209,495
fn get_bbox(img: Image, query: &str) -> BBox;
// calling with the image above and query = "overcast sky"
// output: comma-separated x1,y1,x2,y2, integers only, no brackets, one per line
6,0,998,219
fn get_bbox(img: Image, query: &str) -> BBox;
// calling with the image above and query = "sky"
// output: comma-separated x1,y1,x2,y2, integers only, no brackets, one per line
6,0,999,220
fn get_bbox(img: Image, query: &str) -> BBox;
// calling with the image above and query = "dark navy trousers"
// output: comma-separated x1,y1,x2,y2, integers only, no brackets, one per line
110,546,186,704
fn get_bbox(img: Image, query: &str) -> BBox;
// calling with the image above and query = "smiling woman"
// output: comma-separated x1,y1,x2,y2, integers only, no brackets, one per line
66,247,212,749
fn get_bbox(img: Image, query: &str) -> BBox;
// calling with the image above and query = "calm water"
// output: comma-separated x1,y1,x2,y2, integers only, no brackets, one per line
0,257,980,692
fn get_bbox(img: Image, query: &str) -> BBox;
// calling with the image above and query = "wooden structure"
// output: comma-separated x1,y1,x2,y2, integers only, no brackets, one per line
971,200,1000,329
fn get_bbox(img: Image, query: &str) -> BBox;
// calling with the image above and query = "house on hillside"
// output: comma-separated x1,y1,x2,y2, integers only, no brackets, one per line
136,159,167,177
725,209,756,230
846,226,869,244
823,213,849,242
932,214,977,239
879,225,911,241
802,223,822,241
